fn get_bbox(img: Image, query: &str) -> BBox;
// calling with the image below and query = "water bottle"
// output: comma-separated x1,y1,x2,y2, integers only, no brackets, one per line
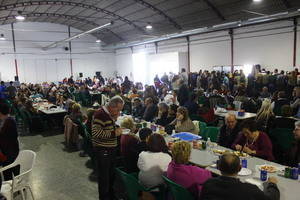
207,137,211,152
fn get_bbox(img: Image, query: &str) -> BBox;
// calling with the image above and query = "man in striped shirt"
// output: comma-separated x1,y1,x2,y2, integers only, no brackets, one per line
92,96,124,200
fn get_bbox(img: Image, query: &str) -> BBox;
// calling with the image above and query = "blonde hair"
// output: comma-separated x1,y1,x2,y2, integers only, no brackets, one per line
171,141,191,164
72,103,81,112
177,106,189,121
256,99,274,122
86,108,95,120
120,117,135,132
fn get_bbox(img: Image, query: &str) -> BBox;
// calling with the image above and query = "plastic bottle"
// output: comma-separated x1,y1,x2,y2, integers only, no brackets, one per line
207,137,211,151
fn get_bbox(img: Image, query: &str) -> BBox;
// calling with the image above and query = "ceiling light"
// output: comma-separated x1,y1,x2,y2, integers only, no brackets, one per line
253,0,262,2
96,39,101,43
146,23,152,30
15,11,25,21
0,34,5,40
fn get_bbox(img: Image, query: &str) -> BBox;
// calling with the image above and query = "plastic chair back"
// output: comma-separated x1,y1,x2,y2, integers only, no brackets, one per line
199,121,207,136
204,126,220,142
162,175,194,200
115,168,147,200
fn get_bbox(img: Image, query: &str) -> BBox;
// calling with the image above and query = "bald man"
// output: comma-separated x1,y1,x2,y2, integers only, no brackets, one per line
218,113,241,148
201,153,280,200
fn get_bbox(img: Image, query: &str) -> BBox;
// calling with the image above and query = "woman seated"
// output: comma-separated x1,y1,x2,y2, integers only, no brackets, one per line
170,106,197,134
167,141,211,198
138,134,171,188
166,104,178,124
255,99,275,132
155,102,169,127
69,103,84,124
232,119,274,161
120,117,140,173
137,128,153,153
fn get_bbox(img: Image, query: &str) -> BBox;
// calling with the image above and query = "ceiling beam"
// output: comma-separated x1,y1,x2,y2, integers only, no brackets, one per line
202,0,225,21
133,0,182,30
281,0,291,9
0,0,146,33
0,13,125,42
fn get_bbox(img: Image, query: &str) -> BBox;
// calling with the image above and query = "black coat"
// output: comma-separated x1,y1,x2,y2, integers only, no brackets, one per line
201,176,280,200
218,124,240,149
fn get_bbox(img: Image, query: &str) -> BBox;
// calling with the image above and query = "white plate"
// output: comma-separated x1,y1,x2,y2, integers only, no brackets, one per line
256,165,278,173
122,129,131,134
238,168,252,176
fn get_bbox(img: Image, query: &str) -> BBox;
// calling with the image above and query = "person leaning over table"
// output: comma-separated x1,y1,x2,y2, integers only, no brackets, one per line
137,133,171,188
169,106,197,134
231,119,274,161
218,113,241,149
200,153,280,200
92,96,124,200
167,141,211,199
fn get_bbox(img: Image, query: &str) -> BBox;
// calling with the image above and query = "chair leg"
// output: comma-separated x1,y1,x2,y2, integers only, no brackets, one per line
28,187,35,200
20,189,25,200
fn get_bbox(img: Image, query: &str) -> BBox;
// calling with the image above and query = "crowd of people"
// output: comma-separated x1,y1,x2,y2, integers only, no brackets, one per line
0,66,299,200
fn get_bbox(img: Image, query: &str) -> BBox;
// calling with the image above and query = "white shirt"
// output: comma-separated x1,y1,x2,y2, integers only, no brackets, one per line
138,151,172,188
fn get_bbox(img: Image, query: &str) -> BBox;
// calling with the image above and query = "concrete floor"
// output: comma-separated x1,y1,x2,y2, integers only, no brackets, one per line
19,130,98,200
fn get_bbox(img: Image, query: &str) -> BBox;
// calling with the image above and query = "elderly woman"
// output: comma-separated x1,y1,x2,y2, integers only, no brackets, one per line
138,134,171,188
232,120,274,161
255,99,275,132
170,106,197,134
155,102,169,127
120,117,140,172
167,141,211,198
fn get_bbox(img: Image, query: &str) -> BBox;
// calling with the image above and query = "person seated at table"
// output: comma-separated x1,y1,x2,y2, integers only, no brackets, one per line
167,141,211,198
56,94,64,107
255,99,275,132
232,119,274,161
166,104,178,124
138,133,171,188
155,102,169,127
47,91,57,104
184,93,199,116
69,103,84,125
120,117,140,172
170,106,197,134
143,97,158,122
271,105,296,130
200,153,280,200
287,121,300,167
132,98,145,119
234,88,248,105
260,86,271,99
218,113,240,148
272,91,290,116
137,128,152,153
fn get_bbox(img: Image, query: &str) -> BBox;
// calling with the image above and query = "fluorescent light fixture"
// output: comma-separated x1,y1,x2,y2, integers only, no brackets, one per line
96,39,101,43
146,23,152,30
253,0,262,2
15,11,25,21
0,34,5,40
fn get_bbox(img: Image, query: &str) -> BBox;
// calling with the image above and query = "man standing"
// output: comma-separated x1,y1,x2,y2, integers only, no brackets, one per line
92,96,124,200
218,114,240,149
201,153,280,200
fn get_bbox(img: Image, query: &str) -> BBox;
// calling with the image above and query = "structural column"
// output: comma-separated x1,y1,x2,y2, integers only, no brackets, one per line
293,18,298,67
11,23,18,78
68,26,73,76
229,29,234,73
186,36,191,73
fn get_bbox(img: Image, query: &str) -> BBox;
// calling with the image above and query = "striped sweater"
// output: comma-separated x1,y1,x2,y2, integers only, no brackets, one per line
92,107,117,148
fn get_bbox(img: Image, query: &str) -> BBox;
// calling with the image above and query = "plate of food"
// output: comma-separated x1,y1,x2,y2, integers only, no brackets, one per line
212,149,230,155
257,165,278,173
233,151,249,158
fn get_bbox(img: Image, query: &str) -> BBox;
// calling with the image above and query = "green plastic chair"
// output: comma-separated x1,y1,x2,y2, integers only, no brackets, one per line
203,126,220,142
78,121,95,166
115,168,165,200
162,175,195,200
268,128,295,151
199,121,207,136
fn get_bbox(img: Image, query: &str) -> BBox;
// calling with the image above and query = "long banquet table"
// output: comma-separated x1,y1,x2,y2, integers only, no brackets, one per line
164,135,300,200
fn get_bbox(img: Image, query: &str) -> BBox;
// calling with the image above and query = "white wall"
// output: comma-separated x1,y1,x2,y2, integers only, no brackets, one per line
0,22,115,83
115,19,299,77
